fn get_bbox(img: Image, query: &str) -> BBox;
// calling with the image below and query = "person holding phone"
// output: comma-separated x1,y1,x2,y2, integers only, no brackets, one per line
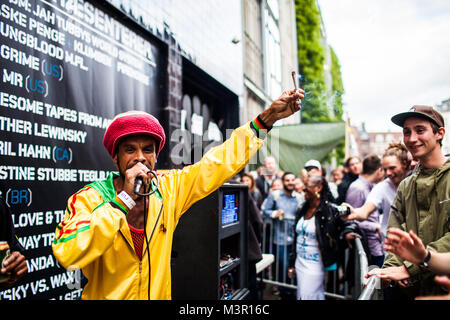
0,193,28,286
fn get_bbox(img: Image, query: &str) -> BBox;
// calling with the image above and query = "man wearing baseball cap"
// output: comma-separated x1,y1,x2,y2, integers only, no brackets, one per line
52,88,304,300
303,159,339,200
304,159,322,172
368,105,450,299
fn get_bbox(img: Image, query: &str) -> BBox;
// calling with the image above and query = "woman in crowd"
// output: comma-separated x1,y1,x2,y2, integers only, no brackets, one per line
241,172,263,209
270,178,283,193
288,175,361,300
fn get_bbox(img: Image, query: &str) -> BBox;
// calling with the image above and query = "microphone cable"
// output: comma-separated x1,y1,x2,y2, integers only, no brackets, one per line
142,181,150,300
138,171,165,300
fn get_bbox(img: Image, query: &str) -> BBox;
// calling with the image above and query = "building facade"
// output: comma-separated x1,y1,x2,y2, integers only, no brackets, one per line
243,0,299,125
436,98,450,155
107,0,299,168
347,121,402,159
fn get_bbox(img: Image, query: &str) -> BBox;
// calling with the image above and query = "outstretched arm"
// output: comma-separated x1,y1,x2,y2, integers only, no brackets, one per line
167,88,305,220
384,228,450,275
258,89,304,128
416,276,450,300
343,201,377,221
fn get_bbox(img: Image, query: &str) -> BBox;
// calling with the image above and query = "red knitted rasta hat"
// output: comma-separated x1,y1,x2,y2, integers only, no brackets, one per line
103,111,166,157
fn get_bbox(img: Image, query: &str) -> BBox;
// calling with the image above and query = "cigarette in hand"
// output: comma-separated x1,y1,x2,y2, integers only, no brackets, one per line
291,71,297,90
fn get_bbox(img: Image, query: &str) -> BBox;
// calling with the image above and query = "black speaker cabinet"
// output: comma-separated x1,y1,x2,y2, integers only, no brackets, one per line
171,184,249,300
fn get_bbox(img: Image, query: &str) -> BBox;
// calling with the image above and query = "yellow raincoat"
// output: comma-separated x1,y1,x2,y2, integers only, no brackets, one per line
52,123,264,299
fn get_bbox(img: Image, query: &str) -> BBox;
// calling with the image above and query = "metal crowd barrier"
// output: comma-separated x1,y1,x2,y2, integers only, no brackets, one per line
358,275,380,300
354,237,382,300
353,237,368,298
259,216,347,299
259,217,382,300
260,216,296,289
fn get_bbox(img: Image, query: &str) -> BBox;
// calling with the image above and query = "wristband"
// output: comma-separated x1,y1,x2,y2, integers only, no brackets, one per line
117,191,136,210
251,115,272,132
422,250,431,268
257,115,272,131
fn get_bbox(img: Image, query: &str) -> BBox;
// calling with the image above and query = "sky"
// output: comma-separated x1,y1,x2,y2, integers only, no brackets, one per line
318,0,450,132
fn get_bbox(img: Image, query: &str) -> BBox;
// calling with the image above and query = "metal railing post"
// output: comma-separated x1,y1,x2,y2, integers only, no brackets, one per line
354,237,382,300
358,275,380,300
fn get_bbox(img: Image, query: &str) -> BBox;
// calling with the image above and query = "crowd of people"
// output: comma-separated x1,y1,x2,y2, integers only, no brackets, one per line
1,85,448,301
238,105,449,301
239,154,364,300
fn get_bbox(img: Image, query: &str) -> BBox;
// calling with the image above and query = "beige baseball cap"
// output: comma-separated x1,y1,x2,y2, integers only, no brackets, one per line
391,105,444,128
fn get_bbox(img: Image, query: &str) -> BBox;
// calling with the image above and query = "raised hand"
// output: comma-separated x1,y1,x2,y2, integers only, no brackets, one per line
259,89,305,128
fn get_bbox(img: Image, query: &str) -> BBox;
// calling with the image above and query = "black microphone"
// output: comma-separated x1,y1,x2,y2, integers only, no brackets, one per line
134,177,143,195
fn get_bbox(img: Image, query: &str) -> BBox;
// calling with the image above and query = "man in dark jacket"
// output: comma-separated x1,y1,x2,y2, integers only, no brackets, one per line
256,156,278,201
337,156,362,204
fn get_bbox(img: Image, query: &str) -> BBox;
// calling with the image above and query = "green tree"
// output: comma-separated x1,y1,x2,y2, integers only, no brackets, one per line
328,48,345,164
330,46,345,120
295,0,329,123
295,0,346,164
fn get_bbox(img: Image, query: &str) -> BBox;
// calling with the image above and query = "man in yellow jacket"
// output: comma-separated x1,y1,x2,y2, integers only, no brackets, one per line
51,89,304,300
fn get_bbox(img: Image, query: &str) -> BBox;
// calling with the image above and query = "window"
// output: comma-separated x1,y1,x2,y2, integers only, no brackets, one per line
243,0,263,88
264,0,281,100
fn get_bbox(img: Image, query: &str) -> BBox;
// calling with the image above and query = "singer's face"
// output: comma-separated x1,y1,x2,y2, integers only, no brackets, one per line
113,134,157,176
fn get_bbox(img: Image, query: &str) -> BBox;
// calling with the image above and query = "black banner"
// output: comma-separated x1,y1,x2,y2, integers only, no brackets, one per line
0,0,164,299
